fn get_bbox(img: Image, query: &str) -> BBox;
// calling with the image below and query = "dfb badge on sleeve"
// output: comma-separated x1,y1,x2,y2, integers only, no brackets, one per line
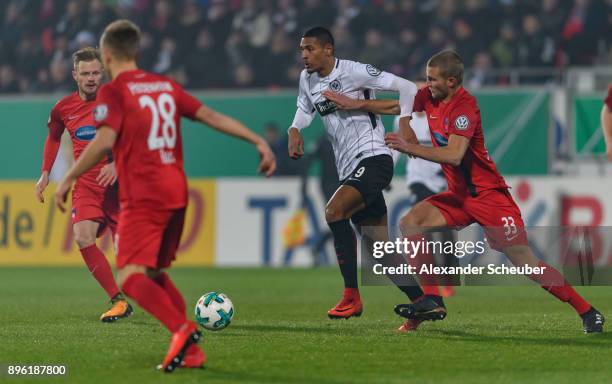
454,115,470,131
94,104,108,122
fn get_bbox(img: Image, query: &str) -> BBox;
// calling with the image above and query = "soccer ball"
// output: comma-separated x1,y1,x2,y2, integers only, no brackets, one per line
194,292,234,331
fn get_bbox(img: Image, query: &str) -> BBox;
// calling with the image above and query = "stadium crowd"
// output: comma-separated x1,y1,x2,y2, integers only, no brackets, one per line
0,0,610,93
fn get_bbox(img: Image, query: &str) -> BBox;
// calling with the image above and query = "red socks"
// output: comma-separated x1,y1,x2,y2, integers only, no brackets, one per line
80,245,120,299
122,273,187,332
529,261,591,315
154,272,186,315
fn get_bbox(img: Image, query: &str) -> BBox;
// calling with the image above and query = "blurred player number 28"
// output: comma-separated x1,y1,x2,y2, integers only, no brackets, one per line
139,93,177,160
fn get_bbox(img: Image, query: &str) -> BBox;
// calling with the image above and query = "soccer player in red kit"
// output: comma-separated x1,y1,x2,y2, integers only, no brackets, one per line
54,20,276,372
325,51,604,334
602,83,612,161
35,47,132,323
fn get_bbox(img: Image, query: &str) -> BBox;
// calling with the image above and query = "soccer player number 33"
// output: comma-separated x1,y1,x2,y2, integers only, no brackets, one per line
502,216,517,239
139,93,177,151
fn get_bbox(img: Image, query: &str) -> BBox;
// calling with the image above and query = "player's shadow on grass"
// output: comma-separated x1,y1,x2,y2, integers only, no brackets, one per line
200,366,346,384
425,328,612,348
231,323,366,335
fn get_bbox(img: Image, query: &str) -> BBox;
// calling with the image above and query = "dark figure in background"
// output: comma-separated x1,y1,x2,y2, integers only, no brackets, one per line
300,134,339,266
264,122,302,176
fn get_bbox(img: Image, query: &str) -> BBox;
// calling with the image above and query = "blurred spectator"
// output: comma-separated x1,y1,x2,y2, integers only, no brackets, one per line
491,23,518,68
87,0,116,36
55,0,85,39
411,26,451,71
232,0,273,49
185,28,228,88
263,122,301,176
232,63,255,88
153,37,178,74
452,18,484,67
272,0,298,35
561,0,607,65
517,14,555,67
49,59,71,93
0,65,20,93
299,0,336,32
358,28,393,68
467,52,496,89
330,24,356,60
256,29,294,87
0,0,610,93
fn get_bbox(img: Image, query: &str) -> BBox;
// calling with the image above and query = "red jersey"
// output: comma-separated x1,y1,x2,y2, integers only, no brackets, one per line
93,69,202,210
605,83,612,110
44,92,110,195
413,86,508,196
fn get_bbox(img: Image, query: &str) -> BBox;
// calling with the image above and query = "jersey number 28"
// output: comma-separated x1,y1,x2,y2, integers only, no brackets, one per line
139,93,177,150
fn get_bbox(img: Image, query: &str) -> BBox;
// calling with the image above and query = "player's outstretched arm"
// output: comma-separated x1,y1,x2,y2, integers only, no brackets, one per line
601,104,612,161
385,133,469,166
55,127,116,212
37,123,64,203
194,105,276,176
322,91,400,115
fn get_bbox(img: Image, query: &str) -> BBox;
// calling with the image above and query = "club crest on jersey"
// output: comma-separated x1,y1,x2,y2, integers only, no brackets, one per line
455,115,470,131
366,64,381,77
94,104,108,122
329,79,342,92
75,125,96,141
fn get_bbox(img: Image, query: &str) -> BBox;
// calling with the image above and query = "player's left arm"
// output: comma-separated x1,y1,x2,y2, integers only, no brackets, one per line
194,105,276,176
55,127,116,212
385,133,469,166
602,103,612,162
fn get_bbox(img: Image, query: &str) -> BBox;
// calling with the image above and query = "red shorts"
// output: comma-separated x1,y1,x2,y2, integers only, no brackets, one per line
71,182,119,238
115,206,186,269
425,189,528,251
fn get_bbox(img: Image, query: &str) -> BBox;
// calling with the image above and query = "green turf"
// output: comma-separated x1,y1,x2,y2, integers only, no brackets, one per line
0,267,610,383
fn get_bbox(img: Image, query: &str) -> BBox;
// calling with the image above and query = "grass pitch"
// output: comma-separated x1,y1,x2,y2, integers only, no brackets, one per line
0,267,610,383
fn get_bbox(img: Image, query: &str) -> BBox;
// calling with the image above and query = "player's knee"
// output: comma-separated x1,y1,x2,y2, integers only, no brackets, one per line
117,264,147,288
74,232,96,249
325,205,348,223
399,212,425,235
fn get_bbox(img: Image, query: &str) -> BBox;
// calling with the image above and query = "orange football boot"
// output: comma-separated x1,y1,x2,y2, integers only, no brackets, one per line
100,298,133,323
161,321,201,373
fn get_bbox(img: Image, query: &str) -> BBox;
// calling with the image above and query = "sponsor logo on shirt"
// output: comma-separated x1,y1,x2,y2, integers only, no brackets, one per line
315,99,338,116
74,125,97,141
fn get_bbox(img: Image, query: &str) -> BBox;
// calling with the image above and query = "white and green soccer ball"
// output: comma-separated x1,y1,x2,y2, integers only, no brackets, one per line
195,292,234,331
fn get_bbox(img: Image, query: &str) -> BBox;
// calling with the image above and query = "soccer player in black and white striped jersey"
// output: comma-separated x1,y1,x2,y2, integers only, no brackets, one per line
288,27,427,323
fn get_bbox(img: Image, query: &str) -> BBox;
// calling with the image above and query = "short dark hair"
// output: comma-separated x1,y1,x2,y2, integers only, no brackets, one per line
302,26,334,50
427,50,464,85
100,19,141,61
72,47,101,69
